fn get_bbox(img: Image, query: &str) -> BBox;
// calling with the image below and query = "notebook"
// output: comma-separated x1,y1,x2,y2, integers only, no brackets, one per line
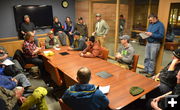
99,85,110,94
96,71,113,79
139,32,150,39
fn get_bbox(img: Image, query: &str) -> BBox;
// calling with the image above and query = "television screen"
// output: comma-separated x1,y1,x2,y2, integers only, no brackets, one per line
13,5,53,31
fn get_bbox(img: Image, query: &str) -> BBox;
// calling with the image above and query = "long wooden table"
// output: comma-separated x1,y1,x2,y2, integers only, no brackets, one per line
43,46,159,109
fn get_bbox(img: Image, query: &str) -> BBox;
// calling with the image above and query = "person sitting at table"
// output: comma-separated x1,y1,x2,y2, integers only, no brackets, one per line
45,31,61,49
67,31,87,51
148,70,180,110
115,35,135,69
22,32,45,77
79,36,103,59
62,67,109,110
149,49,180,98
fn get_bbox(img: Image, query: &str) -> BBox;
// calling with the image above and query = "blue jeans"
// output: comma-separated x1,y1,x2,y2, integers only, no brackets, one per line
144,42,160,74
14,73,31,88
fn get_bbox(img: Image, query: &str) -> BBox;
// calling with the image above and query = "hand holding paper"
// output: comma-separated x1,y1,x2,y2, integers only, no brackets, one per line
139,32,150,39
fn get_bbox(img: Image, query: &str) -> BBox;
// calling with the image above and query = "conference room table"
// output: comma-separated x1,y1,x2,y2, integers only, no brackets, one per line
42,46,159,109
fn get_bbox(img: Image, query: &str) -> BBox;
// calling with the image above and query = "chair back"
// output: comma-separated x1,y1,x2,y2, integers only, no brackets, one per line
13,49,26,68
101,47,109,60
39,41,45,48
44,60,62,86
13,49,35,69
130,54,139,72
59,99,72,110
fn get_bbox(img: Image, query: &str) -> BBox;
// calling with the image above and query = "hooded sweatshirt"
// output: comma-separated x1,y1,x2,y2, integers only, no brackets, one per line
62,84,109,110
118,43,135,64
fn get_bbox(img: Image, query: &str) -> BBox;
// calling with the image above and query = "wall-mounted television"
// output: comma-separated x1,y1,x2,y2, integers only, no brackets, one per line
13,5,53,31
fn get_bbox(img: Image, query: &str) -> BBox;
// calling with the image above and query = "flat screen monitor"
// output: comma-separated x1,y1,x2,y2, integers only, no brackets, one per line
13,5,53,30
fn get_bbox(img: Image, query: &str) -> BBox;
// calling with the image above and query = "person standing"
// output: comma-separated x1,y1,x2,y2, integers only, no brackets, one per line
52,16,67,46
75,17,88,40
119,14,126,37
64,17,74,46
93,13,109,47
139,14,165,77
20,15,38,46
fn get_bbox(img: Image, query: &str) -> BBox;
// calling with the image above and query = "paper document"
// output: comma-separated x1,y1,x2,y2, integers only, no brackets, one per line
99,85,110,94
2,59,15,66
43,50,51,54
139,32,150,39
54,47,61,50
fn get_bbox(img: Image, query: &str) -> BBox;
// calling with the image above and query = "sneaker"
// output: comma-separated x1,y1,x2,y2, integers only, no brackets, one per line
146,74,154,78
139,69,148,74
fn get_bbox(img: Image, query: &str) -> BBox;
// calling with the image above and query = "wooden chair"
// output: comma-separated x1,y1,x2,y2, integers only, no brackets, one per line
165,42,180,51
130,54,139,72
59,99,72,110
101,47,109,60
39,41,45,48
43,60,62,86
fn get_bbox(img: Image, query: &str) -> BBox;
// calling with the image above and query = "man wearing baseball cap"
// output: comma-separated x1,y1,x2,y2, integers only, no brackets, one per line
115,35,135,69
75,17,88,40
45,31,61,49
93,13,109,47
148,49,180,98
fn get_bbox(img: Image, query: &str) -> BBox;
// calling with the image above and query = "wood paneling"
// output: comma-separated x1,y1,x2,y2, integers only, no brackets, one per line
156,0,180,73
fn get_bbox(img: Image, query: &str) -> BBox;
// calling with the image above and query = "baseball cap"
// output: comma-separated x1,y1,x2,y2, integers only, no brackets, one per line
24,15,30,19
173,49,180,59
48,31,54,35
119,35,130,40
78,17,83,20
96,13,101,17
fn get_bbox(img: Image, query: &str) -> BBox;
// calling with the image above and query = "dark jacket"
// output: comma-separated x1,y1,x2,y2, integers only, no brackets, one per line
159,62,180,89
62,84,109,110
174,84,180,95
0,75,16,90
64,22,74,33
147,21,165,43
53,22,64,34
75,23,88,37
72,38,87,51
20,22,36,33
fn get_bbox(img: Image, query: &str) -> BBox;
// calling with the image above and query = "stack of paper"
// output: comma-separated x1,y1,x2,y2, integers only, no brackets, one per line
2,59,15,66
99,85,110,94
139,32,150,39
